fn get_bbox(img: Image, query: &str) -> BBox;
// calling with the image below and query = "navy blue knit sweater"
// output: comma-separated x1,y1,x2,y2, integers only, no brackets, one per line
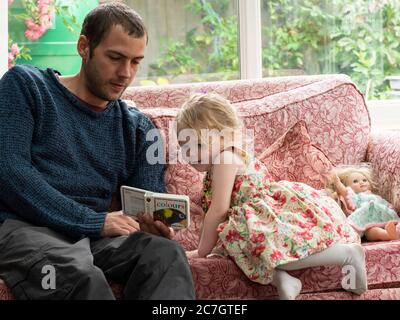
0,65,166,238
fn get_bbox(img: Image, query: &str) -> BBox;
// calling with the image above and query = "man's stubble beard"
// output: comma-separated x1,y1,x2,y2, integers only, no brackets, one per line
83,57,125,103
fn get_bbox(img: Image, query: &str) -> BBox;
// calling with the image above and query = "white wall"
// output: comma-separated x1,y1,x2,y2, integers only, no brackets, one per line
0,0,8,77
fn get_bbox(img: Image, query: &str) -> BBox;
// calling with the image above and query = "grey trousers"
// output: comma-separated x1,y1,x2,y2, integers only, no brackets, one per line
0,219,195,300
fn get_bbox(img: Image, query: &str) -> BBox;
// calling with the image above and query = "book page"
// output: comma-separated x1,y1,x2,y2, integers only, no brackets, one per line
152,194,190,229
121,186,146,218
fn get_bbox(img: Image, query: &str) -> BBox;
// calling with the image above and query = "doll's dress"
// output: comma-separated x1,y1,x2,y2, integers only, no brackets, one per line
344,187,399,235
201,150,360,285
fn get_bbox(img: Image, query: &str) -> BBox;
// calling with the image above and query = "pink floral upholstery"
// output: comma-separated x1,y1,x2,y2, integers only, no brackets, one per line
366,130,400,212
135,75,369,208
297,288,400,300
180,239,400,299
128,75,370,165
2,74,399,300
258,121,333,189
123,75,344,109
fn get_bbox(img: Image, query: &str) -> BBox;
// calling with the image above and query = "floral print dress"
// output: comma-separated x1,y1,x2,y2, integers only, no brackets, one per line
202,151,360,285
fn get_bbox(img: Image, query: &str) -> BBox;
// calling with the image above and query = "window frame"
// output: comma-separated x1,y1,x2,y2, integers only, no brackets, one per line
238,0,262,79
0,0,8,77
1,0,263,79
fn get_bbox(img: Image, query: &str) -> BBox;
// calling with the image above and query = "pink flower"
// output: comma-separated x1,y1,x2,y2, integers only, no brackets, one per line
25,29,42,41
225,230,245,243
8,0,14,6
272,191,282,200
8,52,15,69
26,18,36,29
23,0,54,41
298,230,313,240
270,250,283,261
233,180,242,192
250,232,265,244
292,183,303,191
311,191,320,199
251,244,266,257
11,43,20,55
244,209,253,220
8,52,14,61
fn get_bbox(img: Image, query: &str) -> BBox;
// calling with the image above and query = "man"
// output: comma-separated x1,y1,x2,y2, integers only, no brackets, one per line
0,3,195,300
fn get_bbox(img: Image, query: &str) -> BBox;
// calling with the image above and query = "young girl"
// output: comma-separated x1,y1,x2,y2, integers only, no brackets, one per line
326,166,399,241
176,93,368,300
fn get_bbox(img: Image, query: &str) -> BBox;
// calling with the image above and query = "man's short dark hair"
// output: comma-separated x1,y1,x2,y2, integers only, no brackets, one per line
81,2,147,55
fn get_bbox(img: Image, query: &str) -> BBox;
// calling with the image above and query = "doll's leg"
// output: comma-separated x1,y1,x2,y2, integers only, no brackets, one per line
365,222,399,241
271,269,302,300
278,243,367,295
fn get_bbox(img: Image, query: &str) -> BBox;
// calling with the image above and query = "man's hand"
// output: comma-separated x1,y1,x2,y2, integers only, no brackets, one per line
186,250,199,259
138,213,175,240
100,211,140,237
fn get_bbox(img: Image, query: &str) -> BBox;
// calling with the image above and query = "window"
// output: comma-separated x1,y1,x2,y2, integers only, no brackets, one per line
126,0,240,86
6,0,240,85
261,0,400,101
4,0,400,101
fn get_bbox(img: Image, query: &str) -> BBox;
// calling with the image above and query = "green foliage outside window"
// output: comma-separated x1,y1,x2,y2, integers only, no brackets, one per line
152,0,400,100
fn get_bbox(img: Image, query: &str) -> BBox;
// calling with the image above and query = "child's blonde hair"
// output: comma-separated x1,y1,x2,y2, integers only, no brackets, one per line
325,165,377,199
176,93,251,166
176,93,241,136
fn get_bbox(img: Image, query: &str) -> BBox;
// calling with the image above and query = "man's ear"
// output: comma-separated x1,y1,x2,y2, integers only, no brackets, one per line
77,35,90,61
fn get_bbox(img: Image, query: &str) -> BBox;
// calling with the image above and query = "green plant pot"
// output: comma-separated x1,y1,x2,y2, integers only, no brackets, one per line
9,0,99,75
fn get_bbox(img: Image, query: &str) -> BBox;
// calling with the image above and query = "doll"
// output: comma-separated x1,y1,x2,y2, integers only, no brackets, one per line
326,165,399,241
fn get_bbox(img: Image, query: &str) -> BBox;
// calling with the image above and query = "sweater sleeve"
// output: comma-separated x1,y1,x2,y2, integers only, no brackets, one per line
0,68,106,238
124,114,167,193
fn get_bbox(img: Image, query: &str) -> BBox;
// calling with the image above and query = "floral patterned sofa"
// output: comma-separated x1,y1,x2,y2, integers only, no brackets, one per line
1,74,400,300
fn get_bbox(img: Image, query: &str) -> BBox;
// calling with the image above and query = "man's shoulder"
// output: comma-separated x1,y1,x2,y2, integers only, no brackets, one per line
119,100,156,131
7,64,50,84
9,64,43,77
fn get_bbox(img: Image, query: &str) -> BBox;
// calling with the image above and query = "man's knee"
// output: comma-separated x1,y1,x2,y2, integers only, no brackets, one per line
129,232,187,265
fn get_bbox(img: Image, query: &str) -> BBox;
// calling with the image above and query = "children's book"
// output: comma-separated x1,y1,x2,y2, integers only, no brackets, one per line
120,186,190,229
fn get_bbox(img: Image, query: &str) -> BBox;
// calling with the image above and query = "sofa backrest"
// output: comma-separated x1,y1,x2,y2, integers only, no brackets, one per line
122,74,371,166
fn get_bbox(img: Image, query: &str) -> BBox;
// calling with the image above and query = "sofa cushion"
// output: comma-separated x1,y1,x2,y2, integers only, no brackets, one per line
187,239,400,299
258,120,333,189
233,78,370,165
125,75,370,167
122,75,339,108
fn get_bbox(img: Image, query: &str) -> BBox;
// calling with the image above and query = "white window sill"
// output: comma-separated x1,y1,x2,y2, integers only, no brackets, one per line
366,99,400,131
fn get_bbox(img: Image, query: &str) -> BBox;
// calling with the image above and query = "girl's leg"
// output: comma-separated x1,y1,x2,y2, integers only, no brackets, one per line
365,222,398,241
278,243,367,295
271,269,302,300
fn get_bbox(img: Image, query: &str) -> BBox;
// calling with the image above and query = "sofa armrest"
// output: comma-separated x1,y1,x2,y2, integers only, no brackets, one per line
366,130,400,212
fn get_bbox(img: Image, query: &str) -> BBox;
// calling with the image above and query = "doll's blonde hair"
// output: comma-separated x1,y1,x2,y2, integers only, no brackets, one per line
325,165,378,199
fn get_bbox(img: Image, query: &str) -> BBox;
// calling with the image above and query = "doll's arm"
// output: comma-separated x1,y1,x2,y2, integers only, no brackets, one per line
343,187,357,212
330,173,348,198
